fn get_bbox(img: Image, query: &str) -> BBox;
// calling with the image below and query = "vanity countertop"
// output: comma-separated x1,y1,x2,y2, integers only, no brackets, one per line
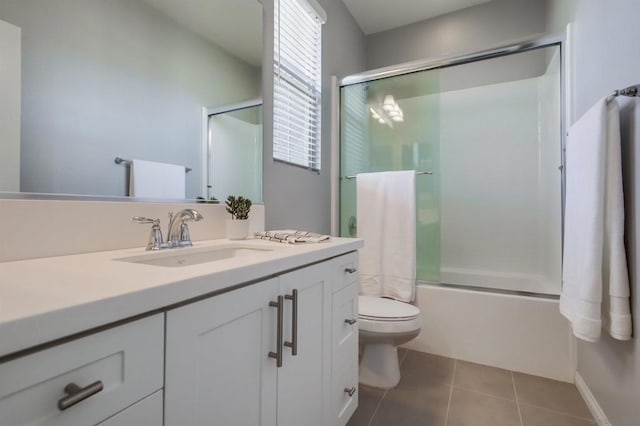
0,237,363,359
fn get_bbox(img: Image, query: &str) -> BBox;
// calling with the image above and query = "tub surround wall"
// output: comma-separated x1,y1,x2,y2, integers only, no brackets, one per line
439,74,561,295
0,199,265,263
546,0,640,424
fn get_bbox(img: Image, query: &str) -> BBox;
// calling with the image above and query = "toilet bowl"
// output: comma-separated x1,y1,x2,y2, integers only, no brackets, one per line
358,295,421,389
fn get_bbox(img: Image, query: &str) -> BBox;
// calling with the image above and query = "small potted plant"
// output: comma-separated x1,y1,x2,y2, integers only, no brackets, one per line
225,195,252,239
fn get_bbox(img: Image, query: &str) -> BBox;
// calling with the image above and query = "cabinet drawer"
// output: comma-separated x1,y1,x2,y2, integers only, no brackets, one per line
331,252,359,292
98,390,163,426
0,314,164,426
332,361,358,426
332,282,358,358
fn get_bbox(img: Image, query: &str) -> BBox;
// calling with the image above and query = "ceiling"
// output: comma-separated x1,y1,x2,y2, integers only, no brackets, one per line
140,0,263,66
341,0,493,35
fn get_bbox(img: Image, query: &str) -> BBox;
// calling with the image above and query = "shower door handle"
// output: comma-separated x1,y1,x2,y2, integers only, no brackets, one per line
268,296,284,367
284,289,298,356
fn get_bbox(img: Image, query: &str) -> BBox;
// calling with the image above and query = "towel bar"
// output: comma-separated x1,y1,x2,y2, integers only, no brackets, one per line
611,84,639,98
343,171,432,179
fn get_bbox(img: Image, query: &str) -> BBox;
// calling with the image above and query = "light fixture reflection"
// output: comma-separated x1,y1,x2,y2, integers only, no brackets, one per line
382,95,395,111
371,94,404,127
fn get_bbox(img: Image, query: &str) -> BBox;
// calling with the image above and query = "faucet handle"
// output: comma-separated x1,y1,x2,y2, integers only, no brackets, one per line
179,222,193,247
133,217,165,250
133,216,160,226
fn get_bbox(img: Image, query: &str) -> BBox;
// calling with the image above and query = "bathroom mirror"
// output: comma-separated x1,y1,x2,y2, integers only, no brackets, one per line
0,0,263,201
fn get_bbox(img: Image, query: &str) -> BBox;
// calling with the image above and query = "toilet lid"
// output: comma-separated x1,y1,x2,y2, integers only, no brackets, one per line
359,296,420,320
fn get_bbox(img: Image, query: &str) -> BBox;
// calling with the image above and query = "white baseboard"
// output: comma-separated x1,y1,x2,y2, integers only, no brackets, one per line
575,371,611,426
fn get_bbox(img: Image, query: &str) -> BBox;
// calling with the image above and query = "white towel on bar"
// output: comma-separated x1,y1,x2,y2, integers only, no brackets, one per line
356,171,416,302
559,97,632,342
129,159,186,199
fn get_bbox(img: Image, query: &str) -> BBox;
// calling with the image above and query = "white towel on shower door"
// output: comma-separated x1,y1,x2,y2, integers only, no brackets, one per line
559,97,632,342
129,159,186,199
356,171,416,302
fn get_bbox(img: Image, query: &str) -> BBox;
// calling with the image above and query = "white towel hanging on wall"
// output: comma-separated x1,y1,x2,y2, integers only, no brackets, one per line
129,159,186,199
559,97,632,342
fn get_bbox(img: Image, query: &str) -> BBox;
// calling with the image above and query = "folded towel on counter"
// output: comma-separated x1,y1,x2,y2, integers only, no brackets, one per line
254,230,331,244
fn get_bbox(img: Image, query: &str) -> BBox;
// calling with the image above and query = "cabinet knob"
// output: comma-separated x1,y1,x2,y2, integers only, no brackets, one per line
344,386,356,397
344,267,357,274
344,318,357,325
57,381,104,411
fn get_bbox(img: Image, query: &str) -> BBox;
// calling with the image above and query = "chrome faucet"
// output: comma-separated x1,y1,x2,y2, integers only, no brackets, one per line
167,209,204,248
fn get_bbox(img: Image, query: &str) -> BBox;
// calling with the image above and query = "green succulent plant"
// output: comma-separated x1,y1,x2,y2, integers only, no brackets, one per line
225,195,252,220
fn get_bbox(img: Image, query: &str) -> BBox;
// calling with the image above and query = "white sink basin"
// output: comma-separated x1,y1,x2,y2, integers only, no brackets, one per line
117,244,279,268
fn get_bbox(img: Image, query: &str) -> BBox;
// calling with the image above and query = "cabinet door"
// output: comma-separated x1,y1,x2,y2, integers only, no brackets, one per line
165,279,279,426
276,262,332,426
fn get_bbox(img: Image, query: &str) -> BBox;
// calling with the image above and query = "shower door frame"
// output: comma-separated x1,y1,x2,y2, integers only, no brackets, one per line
332,33,567,298
201,98,263,200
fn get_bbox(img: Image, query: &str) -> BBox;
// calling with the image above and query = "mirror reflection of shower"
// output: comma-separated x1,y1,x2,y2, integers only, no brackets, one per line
205,99,263,203
340,44,563,296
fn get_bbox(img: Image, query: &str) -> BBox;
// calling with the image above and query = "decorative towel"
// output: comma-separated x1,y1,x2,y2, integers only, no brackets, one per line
255,230,331,244
129,159,186,199
357,171,416,302
559,97,632,342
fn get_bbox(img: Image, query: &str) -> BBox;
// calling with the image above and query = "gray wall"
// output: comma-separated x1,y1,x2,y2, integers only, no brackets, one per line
366,0,547,70
0,0,260,199
262,0,366,233
547,1,640,424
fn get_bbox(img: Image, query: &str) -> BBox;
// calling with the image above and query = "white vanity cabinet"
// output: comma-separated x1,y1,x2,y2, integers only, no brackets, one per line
0,314,164,426
165,258,346,426
0,241,362,426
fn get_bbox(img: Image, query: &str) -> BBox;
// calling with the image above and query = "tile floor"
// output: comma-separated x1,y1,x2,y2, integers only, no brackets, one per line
348,349,595,426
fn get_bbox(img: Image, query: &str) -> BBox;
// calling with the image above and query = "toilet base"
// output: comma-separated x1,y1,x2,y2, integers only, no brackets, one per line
359,343,400,389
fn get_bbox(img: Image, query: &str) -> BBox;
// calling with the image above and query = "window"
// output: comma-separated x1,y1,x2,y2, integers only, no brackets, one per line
273,0,325,171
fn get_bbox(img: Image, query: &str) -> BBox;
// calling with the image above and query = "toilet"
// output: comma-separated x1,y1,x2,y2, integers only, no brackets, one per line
358,295,421,389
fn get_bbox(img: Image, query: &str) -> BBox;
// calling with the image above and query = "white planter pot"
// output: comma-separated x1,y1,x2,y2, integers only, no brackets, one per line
226,219,250,240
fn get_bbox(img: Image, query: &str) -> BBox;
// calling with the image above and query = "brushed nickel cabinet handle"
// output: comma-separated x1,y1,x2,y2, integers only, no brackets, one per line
345,318,357,325
57,381,104,411
269,296,284,368
284,289,298,356
344,267,357,274
344,386,356,397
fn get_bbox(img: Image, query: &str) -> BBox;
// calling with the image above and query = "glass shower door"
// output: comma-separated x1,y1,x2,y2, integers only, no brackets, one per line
339,44,563,296
339,69,442,282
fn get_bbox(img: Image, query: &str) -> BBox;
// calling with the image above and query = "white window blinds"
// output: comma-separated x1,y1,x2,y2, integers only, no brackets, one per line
273,0,323,171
